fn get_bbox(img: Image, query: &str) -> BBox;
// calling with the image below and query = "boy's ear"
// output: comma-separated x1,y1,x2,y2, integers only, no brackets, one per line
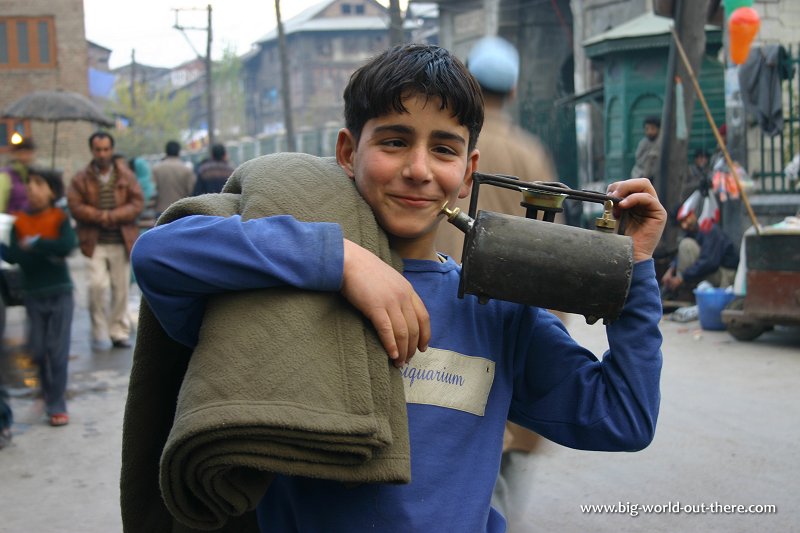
335,128,356,179
458,148,479,198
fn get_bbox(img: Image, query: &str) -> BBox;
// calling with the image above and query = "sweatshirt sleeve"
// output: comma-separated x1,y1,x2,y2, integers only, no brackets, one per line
132,214,345,347
508,259,663,451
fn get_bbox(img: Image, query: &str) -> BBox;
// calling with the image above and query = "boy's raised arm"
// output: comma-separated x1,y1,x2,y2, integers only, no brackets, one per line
133,214,431,365
133,214,345,347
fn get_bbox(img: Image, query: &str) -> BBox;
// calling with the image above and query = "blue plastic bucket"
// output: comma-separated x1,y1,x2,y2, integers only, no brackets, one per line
694,288,736,330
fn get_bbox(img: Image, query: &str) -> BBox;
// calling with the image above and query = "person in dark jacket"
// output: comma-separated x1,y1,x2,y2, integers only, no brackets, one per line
193,144,234,195
661,208,739,298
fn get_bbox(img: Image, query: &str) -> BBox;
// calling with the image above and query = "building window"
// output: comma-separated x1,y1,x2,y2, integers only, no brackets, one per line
0,119,31,153
317,39,331,56
341,4,352,15
37,21,51,64
0,17,57,69
355,4,365,15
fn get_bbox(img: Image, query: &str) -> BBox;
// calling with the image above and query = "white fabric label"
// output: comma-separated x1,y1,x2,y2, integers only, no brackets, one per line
399,347,495,416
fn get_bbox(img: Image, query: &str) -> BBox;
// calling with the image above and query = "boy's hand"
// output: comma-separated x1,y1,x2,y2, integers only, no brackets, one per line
341,239,430,367
607,178,667,262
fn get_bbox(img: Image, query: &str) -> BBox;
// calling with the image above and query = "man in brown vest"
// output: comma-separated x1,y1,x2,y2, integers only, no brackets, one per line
67,132,143,350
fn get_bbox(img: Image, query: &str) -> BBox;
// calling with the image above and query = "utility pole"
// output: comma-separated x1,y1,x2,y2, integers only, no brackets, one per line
388,0,404,46
173,5,215,155
130,49,136,109
275,0,296,151
206,5,215,152
656,0,711,259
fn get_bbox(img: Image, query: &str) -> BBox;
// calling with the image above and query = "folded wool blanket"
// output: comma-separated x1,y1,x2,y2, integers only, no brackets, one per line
120,153,410,533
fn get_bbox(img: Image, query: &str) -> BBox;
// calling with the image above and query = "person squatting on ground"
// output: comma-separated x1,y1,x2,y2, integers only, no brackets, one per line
129,44,666,532
0,168,77,427
661,199,739,300
67,132,143,350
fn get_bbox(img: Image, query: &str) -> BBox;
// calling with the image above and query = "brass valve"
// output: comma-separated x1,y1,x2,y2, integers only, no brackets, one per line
595,200,617,233
441,202,474,234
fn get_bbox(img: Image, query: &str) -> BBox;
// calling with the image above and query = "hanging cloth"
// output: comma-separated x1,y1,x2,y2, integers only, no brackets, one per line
738,45,793,137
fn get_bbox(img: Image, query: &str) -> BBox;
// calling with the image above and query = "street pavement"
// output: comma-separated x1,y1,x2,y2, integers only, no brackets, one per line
0,257,799,533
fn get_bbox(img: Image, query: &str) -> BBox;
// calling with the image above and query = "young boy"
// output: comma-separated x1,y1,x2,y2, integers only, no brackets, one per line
130,44,666,532
1,168,77,427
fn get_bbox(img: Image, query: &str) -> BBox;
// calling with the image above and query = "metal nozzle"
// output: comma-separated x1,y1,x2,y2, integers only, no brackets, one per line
595,200,617,233
440,202,475,234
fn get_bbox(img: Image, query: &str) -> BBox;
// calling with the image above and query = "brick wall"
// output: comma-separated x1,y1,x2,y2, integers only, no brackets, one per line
0,0,94,180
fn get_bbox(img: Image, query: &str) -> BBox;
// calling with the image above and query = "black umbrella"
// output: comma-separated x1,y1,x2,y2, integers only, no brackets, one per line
2,89,115,167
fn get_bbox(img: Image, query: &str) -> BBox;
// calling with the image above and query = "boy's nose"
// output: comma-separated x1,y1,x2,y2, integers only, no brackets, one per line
402,149,432,182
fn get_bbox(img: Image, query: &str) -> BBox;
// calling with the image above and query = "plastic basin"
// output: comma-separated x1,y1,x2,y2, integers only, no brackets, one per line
694,288,736,331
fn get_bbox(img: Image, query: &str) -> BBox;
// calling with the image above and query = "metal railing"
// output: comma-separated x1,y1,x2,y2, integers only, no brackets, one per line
752,43,800,194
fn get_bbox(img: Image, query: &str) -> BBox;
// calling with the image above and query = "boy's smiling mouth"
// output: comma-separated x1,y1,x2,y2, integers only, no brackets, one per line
390,194,439,208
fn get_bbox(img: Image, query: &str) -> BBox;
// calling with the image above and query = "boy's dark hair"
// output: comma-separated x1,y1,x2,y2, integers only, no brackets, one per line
165,141,181,157
693,148,709,159
211,143,226,161
343,44,484,152
89,131,115,149
27,166,64,202
644,116,661,128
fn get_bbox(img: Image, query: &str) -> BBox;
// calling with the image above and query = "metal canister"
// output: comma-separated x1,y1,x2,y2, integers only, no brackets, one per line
453,210,634,323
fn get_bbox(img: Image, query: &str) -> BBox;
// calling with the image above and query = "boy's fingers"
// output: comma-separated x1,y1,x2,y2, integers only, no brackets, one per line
607,177,657,198
400,302,419,365
412,293,431,354
389,307,411,366
619,192,663,216
372,310,400,362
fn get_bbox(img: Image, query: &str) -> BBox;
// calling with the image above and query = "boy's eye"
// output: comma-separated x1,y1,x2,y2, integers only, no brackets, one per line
433,145,458,156
382,139,406,148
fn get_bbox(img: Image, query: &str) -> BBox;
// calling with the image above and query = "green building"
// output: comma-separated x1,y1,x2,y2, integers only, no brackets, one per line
583,13,724,183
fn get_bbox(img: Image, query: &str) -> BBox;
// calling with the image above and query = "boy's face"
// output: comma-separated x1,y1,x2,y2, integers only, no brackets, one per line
336,95,478,258
26,174,54,211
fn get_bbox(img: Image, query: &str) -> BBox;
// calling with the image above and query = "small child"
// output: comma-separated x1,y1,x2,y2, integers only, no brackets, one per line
0,167,77,427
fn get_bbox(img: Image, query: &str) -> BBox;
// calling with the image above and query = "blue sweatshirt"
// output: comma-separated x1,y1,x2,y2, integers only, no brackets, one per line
133,214,663,533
